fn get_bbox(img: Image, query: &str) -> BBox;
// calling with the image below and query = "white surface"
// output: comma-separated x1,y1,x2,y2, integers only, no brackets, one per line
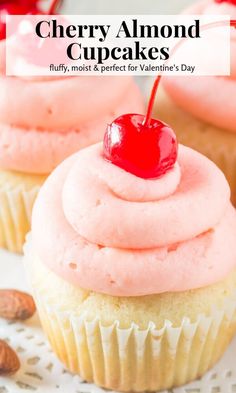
43,0,193,14
61,0,193,14
0,250,25,291
0,249,236,393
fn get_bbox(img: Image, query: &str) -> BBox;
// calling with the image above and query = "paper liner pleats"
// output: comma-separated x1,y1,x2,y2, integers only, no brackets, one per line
33,292,236,392
0,170,46,253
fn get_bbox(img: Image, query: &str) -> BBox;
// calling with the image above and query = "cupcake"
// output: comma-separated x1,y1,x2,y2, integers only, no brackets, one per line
24,77,236,392
0,3,144,253
155,0,236,205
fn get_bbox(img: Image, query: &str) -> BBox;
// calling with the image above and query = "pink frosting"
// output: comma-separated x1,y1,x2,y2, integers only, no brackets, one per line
31,143,236,296
163,0,236,132
0,40,144,174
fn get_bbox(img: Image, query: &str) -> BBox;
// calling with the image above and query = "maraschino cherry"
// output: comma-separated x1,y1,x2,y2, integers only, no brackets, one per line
0,0,38,4
0,1,41,40
0,0,61,40
103,76,178,179
215,0,236,5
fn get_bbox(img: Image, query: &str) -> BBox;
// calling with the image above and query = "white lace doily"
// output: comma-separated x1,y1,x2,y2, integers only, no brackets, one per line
0,249,236,393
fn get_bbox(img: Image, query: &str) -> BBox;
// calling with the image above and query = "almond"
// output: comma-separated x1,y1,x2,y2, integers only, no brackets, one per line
0,340,20,376
0,290,36,321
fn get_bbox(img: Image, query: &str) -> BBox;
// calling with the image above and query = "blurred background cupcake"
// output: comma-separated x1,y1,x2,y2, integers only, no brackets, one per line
0,0,144,253
155,0,236,205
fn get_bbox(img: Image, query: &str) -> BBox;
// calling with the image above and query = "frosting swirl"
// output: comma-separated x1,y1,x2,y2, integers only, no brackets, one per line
0,40,144,174
163,0,236,132
31,143,236,296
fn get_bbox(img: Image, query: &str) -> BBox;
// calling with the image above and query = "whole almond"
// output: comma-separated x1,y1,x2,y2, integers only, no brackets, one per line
0,290,36,321
0,340,20,376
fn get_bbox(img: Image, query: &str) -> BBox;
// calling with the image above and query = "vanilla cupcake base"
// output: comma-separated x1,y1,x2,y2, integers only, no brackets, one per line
0,170,46,253
24,243,236,392
155,87,236,206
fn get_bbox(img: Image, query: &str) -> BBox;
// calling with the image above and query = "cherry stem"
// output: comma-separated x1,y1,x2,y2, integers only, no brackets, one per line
143,19,236,127
143,76,161,127
48,0,62,15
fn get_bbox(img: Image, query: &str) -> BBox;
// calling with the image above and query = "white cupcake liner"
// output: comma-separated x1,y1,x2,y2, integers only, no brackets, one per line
24,236,236,391
0,178,42,253
31,288,236,392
